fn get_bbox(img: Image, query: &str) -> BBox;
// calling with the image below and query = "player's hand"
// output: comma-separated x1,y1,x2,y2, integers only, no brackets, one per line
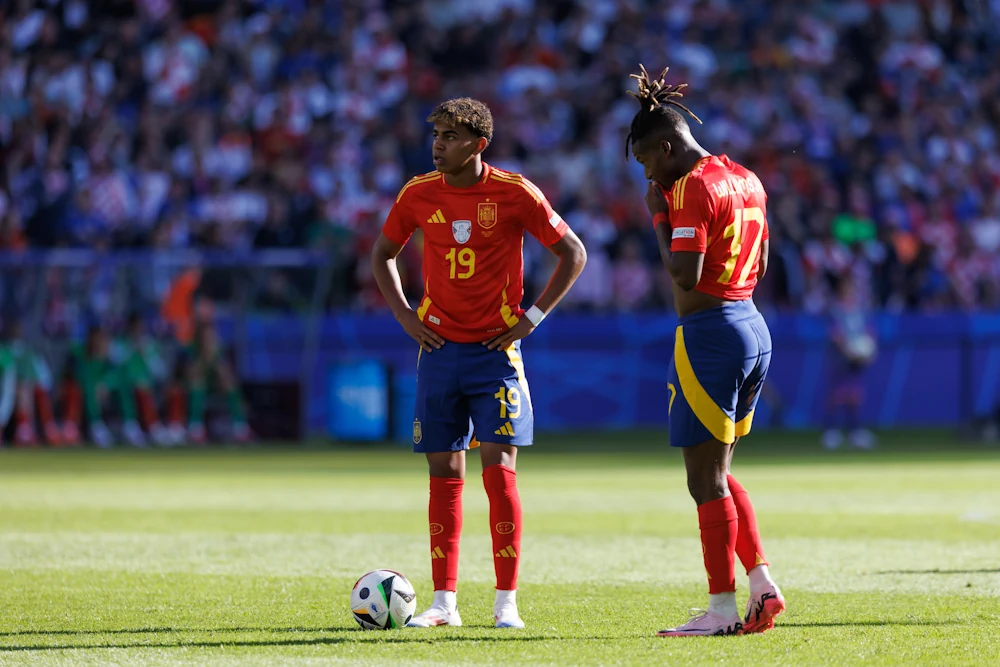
483,318,535,351
398,309,445,352
645,181,669,218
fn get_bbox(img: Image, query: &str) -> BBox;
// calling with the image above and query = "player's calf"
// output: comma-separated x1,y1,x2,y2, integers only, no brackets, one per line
484,463,524,628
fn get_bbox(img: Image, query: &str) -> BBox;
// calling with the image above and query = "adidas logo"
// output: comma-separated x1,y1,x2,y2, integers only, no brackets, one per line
431,546,445,559
427,209,446,224
494,422,515,437
495,545,517,559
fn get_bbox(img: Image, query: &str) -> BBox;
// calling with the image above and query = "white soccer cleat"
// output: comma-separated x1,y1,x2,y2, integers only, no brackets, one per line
123,421,148,448
149,423,171,447
657,609,743,637
822,429,843,450
406,606,462,628
167,422,187,446
90,421,114,449
494,604,525,629
743,583,786,634
849,428,876,450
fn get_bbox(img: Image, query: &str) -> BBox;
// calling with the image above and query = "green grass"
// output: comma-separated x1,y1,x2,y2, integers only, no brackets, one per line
1,431,998,665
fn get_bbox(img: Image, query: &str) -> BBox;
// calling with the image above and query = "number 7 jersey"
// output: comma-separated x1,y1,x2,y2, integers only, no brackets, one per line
664,155,769,301
382,163,568,343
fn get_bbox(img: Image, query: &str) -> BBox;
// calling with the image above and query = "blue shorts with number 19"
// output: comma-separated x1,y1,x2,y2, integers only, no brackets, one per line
412,340,534,453
667,299,771,448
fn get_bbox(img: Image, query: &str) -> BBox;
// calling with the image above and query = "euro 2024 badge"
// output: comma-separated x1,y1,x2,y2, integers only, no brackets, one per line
452,220,472,244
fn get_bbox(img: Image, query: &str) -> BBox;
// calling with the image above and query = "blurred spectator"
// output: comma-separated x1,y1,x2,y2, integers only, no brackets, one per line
0,0,998,314
612,236,653,312
823,274,878,451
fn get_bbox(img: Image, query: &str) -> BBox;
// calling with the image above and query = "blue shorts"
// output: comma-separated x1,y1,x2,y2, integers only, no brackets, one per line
412,340,534,453
667,300,771,448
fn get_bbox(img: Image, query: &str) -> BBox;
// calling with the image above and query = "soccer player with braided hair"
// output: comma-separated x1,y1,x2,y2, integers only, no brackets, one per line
626,65,785,636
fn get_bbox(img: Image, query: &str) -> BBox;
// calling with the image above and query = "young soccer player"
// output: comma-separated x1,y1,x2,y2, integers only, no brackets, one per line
371,98,586,629
112,314,171,446
184,322,250,444
625,66,785,636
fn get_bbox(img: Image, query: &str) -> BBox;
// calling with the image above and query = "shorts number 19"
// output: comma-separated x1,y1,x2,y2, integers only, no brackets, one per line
494,386,521,419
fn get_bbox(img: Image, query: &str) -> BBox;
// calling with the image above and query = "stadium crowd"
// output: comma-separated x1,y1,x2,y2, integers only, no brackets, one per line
1,0,999,315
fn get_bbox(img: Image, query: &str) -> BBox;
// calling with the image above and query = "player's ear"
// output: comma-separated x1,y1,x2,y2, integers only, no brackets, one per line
475,137,489,155
659,139,672,157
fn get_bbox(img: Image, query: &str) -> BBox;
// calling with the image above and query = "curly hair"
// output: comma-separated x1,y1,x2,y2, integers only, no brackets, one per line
625,65,702,159
426,97,494,141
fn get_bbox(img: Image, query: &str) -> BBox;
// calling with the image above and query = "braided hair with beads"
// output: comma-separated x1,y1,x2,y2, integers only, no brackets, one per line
624,65,702,160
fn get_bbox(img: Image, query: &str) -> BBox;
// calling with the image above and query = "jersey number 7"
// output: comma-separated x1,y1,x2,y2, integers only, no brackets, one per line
717,207,765,287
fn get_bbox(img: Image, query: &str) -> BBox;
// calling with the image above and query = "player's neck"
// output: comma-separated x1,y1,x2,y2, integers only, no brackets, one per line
443,160,484,188
676,144,712,177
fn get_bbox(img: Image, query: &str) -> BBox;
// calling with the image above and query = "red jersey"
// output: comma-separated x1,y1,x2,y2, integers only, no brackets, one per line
382,164,568,343
662,155,770,301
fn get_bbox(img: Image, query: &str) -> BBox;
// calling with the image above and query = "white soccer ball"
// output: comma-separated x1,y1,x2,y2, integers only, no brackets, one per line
350,570,417,630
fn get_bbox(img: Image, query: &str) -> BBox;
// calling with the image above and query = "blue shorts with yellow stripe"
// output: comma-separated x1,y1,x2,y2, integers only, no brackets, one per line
412,340,533,452
667,299,771,448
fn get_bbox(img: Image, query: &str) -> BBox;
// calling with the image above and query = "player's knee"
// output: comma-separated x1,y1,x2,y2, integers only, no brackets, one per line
686,471,728,505
427,452,464,479
479,442,516,470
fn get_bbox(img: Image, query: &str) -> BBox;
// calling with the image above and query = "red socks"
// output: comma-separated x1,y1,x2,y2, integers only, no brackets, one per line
428,476,463,591
135,388,159,429
483,464,521,591
727,475,768,574
166,385,185,424
697,496,738,594
426,466,522,593
62,381,82,425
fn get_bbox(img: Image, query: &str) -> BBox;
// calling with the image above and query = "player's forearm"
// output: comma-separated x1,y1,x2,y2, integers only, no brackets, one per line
532,239,587,315
370,250,413,320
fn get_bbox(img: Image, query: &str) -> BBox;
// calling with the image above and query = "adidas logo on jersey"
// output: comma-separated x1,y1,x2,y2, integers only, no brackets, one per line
494,422,515,437
427,209,446,224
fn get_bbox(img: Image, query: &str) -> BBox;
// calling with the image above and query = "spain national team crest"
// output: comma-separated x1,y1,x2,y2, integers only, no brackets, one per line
413,418,422,444
478,202,498,229
452,220,472,244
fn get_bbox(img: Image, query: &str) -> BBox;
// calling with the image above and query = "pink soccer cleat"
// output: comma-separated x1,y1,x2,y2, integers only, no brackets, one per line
657,609,743,637
743,584,786,634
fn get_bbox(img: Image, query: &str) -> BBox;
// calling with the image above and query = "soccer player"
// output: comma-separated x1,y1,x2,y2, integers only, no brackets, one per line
112,314,171,446
183,322,250,444
371,98,586,629
625,66,785,636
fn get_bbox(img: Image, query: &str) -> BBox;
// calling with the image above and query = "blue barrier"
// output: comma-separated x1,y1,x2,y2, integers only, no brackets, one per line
3,250,992,433
392,371,418,445
237,312,1000,435
327,360,389,441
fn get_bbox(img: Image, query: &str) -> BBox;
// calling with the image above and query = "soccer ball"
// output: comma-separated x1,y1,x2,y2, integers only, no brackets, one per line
350,570,417,630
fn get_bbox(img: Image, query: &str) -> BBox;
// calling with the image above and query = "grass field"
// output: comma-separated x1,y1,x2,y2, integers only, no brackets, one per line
1,431,998,666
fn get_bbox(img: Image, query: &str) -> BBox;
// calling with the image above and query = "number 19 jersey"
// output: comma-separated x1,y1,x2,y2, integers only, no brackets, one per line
382,164,568,343
662,155,770,301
